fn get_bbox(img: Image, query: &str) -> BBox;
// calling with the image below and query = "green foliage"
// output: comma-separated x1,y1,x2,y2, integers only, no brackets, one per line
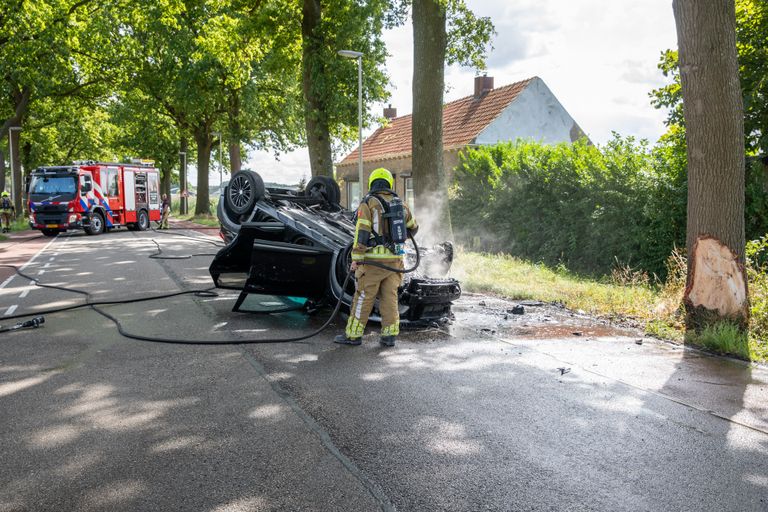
450,135,687,277
746,236,768,346
651,0,768,154
445,0,495,70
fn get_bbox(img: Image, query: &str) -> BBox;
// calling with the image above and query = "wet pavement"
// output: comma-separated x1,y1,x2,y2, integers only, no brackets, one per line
1,228,767,511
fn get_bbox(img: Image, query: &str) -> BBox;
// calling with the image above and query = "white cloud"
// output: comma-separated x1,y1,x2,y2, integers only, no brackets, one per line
245,0,678,183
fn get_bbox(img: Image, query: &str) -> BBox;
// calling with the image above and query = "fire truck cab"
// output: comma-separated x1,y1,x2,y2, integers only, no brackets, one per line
28,161,162,237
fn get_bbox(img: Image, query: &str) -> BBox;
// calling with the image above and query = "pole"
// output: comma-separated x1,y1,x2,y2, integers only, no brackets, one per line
357,55,363,203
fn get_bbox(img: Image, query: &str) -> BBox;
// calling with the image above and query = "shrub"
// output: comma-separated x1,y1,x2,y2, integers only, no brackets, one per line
450,133,687,276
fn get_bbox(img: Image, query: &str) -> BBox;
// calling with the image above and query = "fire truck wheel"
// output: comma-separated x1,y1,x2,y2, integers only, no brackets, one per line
41,229,60,237
226,170,264,215
137,209,149,231
86,211,105,235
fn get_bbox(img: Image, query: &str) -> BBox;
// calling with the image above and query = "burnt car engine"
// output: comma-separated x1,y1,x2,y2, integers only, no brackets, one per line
209,170,461,326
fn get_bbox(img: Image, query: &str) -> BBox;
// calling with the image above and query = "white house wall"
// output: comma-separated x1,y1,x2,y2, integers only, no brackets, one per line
474,77,584,146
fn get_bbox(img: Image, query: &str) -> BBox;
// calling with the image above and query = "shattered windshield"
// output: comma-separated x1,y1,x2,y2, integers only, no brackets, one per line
29,175,77,202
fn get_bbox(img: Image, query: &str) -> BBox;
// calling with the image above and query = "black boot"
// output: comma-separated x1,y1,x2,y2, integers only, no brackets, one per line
380,336,396,347
334,334,362,346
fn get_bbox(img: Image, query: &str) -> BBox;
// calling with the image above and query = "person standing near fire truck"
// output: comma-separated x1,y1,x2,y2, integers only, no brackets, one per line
334,168,418,348
159,193,170,229
1,191,15,233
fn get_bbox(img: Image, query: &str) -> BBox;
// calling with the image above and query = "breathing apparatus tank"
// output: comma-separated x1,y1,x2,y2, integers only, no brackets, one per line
385,195,407,244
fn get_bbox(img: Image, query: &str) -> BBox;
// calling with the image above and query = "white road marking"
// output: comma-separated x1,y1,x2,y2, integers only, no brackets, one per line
0,236,58,291
37,270,45,276
4,305,18,316
48,256,55,261
43,263,51,268
19,288,30,298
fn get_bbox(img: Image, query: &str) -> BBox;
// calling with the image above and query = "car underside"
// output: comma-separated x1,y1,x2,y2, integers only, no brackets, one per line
208,170,461,326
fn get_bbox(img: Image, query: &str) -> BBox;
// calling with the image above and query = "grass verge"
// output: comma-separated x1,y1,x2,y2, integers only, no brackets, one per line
452,250,767,363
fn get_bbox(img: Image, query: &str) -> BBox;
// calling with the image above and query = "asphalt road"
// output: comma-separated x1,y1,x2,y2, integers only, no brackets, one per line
1,228,767,511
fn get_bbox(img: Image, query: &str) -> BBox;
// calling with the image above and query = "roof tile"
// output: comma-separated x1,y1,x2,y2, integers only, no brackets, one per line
339,77,534,165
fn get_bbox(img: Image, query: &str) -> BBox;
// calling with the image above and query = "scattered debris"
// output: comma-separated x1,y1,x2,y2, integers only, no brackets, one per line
557,367,571,375
520,300,545,307
635,339,643,345
480,328,496,335
479,300,487,307
572,331,583,336
508,305,525,315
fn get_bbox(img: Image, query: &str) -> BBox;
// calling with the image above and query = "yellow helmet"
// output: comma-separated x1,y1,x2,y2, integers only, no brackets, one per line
1,191,8,197
368,168,393,189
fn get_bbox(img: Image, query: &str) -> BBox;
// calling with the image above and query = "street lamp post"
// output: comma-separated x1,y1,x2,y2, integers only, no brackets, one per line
338,49,364,204
8,126,22,214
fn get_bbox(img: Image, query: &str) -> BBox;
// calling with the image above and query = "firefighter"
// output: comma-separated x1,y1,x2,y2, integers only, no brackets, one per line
0,191,14,233
335,168,418,347
159,193,170,229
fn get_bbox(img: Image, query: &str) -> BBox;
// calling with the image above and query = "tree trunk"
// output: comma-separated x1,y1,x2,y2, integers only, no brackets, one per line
0,149,5,194
412,0,452,243
194,126,212,215
673,0,748,330
228,93,242,175
179,136,188,214
302,0,334,177
9,125,22,213
161,165,171,202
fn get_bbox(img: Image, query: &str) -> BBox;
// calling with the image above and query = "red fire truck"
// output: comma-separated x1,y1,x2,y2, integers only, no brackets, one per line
27,161,162,237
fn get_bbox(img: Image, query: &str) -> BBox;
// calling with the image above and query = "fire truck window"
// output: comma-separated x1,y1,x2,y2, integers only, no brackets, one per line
107,170,119,196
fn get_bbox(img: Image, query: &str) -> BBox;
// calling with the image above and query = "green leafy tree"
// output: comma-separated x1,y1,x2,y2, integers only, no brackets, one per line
301,0,405,177
0,0,114,209
651,0,768,155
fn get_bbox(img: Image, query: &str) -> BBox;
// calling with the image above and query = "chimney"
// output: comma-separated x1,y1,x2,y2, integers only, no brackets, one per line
383,104,397,120
474,75,494,99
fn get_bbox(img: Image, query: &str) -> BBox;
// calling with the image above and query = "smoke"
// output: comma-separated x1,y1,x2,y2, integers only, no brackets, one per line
411,190,453,247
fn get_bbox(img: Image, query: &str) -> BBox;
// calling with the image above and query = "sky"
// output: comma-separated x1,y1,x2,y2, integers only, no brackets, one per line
239,0,679,187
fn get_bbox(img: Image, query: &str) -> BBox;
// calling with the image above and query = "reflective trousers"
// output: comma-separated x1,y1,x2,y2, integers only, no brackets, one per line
345,260,404,339
160,206,170,228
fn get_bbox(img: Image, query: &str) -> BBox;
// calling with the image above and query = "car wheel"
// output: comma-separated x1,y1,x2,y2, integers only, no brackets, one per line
227,170,264,215
86,211,105,235
137,209,149,231
41,229,60,237
306,176,341,206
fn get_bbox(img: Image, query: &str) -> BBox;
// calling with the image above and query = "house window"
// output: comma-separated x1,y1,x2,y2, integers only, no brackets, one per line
347,181,361,209
404,177,414,211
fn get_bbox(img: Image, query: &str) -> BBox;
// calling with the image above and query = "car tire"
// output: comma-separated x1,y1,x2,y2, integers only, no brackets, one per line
137,209,149,231
306,176,341,206
226,170,264,215
86,211,105,235
41,229,59,237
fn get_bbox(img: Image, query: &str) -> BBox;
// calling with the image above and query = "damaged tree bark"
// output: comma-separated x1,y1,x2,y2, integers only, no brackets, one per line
684,236,749,330
673,0,749,330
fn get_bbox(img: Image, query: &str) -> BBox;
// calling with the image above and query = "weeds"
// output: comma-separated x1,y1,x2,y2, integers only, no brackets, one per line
685,322,750,360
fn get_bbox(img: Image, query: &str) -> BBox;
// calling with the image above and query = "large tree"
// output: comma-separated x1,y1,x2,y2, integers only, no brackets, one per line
672,0,749,331
0,0,111,211
301,0,402,177
411,0,493,241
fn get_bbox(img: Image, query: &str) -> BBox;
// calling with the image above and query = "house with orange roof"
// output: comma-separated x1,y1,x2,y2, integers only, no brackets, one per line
336,75,587,208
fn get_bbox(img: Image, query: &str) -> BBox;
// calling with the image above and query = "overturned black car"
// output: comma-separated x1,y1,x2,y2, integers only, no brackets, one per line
208,170,461,326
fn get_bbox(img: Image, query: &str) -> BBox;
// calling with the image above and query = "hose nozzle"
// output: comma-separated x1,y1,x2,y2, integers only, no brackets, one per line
20,316,44,329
